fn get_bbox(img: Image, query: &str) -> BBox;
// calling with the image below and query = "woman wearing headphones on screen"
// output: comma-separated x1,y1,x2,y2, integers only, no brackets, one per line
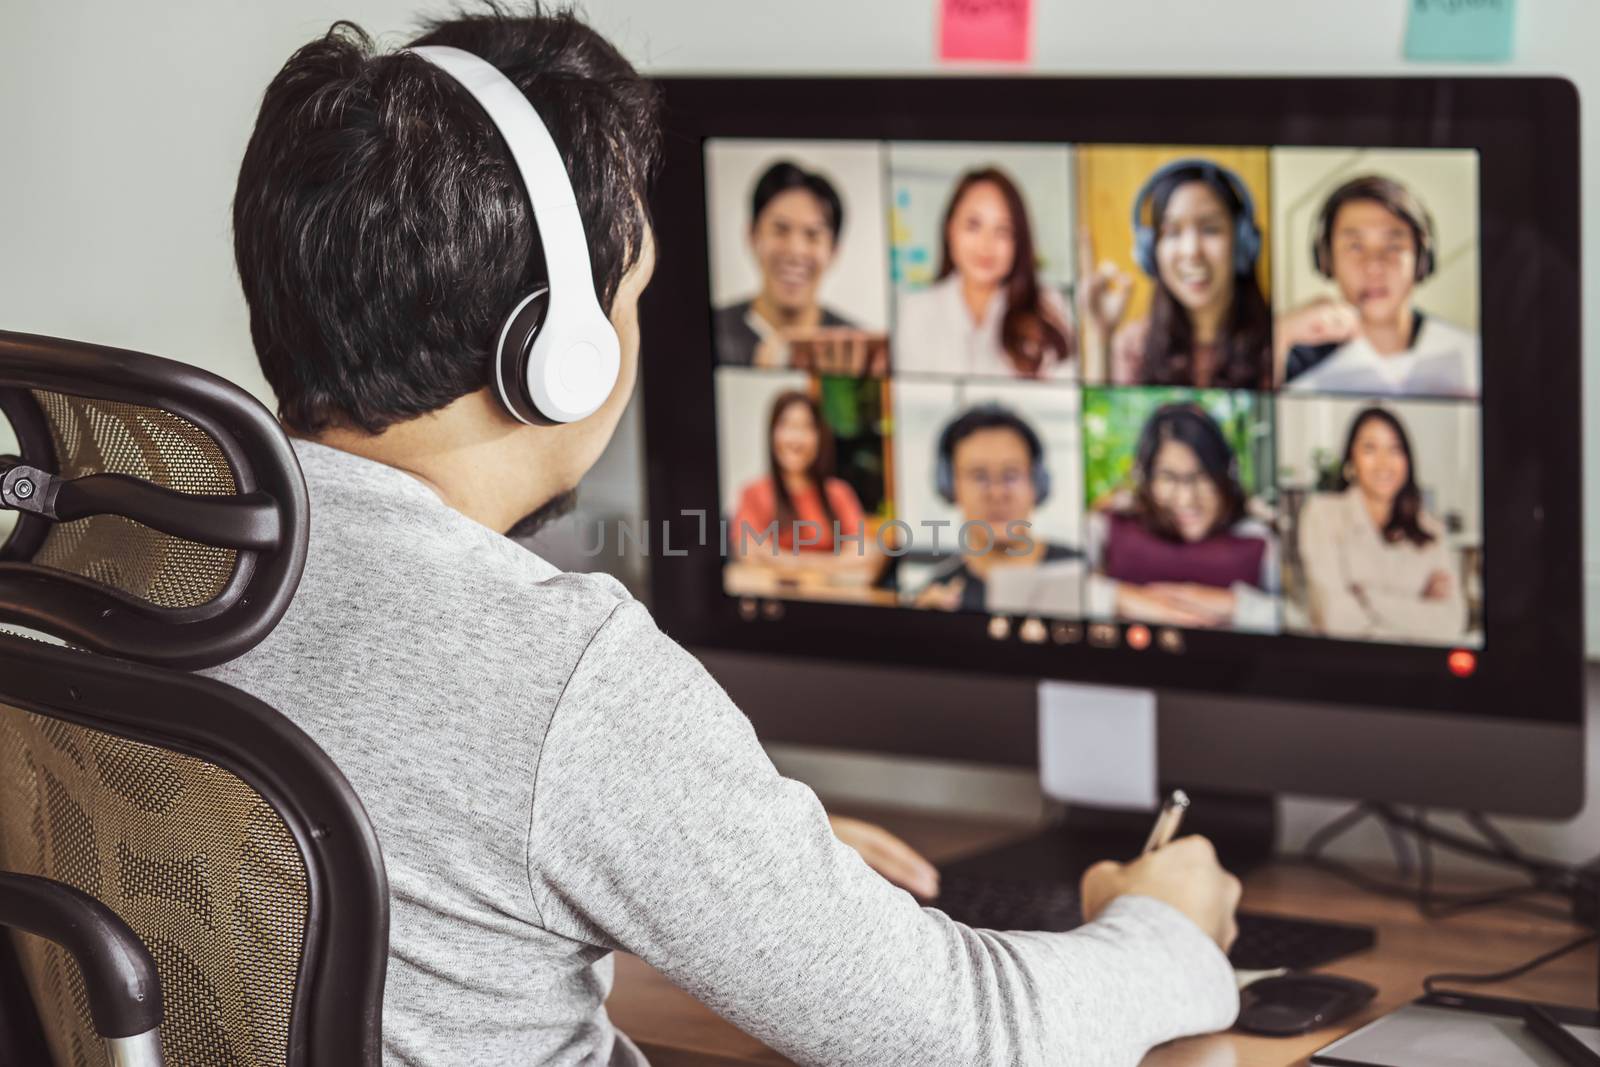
1087,160,1274,390
895,168,1077,379
1297,407,1466,643
1086,404,1278,631
1276,175,1479,398
730,390,881,580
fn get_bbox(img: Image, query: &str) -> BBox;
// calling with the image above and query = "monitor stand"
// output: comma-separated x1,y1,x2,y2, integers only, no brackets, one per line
940,681,1277,884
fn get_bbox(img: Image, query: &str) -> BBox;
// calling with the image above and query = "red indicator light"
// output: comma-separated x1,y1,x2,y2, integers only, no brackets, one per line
1447,650,1477,678
1126,624,1152,651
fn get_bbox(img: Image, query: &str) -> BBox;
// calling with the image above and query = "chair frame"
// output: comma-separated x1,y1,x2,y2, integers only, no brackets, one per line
0,330,310,668
0,628,389,1066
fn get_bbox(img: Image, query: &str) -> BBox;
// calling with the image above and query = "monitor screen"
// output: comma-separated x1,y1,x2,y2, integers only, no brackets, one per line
640,78,1581,725
708,138,1482,651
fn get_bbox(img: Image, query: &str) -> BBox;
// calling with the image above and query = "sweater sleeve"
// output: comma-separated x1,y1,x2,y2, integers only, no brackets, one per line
1362,534,1467,643
527,600,1238,1066
1298,496,1378,637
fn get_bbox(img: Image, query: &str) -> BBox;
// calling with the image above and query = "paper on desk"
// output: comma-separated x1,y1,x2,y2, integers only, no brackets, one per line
1037,681,1157,811
1404,0,1515,62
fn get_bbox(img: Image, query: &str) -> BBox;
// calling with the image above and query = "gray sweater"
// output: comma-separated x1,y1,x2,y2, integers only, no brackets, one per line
205,440,1237,1067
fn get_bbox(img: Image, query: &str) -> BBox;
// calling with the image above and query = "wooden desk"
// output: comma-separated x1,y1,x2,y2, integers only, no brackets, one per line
606,808,1597,1067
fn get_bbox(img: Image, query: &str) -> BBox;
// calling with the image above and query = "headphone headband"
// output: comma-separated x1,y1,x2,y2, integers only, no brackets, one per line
934,404,1051,506
1311,175,1437,284
1129,158,1262,279
409,46,620,425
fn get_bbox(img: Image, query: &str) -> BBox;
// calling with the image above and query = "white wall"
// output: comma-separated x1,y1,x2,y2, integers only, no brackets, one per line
4,0,1597,862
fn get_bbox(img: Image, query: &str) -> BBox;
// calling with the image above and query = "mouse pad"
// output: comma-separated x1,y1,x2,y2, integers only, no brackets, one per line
1313,995,1600,1067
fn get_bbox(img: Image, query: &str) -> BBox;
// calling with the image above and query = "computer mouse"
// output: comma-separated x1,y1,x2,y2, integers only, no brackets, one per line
1236,974,1378,1037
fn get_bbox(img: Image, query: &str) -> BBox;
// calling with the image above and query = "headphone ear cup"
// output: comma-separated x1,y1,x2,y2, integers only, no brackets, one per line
1133,225,1158,277
1414,243,1435,283
1032,464,1051,507
1234,218,1262,277
935,456,955,504
494,287,552,425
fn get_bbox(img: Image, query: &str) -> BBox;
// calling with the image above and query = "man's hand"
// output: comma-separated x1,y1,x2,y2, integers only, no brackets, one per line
789,329,890,376
829,815,940,900
1080,836,1242,952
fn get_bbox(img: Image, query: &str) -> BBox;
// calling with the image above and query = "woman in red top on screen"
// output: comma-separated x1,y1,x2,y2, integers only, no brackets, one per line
732,391,872,574
1086,159,1273,390
1086,403,1280,631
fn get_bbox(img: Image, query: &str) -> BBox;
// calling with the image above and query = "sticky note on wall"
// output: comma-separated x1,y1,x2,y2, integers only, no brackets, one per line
1404,0,1515,61
939,0,1033,64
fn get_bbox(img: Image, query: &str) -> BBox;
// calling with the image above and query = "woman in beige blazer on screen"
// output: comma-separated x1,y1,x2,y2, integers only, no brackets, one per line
1298,406,1466,645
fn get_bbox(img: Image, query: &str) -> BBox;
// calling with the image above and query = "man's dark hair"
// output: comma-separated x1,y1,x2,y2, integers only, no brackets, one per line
749,161,844,241
1314,173,1436,282
938,405,1045,467
232,4,660,434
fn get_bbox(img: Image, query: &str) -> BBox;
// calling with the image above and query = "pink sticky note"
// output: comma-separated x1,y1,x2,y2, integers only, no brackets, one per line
939,0,1033,64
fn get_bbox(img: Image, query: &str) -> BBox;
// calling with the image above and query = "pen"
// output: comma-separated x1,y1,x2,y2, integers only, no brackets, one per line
1523,1004,1600,1067
1142,789,1190,855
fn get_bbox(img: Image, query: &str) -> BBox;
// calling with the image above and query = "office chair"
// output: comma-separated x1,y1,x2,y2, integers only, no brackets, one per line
0,331,388,1066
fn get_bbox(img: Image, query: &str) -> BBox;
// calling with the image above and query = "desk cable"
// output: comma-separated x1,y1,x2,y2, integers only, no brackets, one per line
1289,802,1599,997
1291,802,1588,923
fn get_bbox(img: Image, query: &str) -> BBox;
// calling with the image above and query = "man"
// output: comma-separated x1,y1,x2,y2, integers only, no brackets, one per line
1278,174,1479,398
216,8,1241,1065
713,160,884,373
915,404,1085,616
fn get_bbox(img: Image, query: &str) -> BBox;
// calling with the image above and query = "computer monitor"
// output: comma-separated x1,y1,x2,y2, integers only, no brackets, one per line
639,77,1584,818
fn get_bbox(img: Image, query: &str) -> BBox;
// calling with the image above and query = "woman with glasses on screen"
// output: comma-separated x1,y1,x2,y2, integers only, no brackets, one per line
1086,404,1278,631
1297,407,1466,643
1087,160,1273,390
895,168,1077,380
730,390,881,580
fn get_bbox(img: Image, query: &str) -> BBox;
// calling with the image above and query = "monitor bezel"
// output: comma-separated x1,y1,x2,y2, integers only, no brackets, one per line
640,76,1583,728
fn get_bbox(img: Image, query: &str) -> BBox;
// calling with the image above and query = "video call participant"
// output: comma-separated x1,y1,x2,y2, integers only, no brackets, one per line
713,160,885,374
1088,159,1274,390
1297,406,1467,643
220,11,1240,1065
914,405,1083,614
896,167,1077,379
1086,404,1278,631
731,390,876,573
1279,175,1479,397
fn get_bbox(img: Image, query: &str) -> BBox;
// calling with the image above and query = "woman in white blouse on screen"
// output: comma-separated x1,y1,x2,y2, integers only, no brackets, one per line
896,167,1077,380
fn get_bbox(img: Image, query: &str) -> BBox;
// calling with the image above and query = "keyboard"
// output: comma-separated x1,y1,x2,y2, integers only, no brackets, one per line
934,874,1375,971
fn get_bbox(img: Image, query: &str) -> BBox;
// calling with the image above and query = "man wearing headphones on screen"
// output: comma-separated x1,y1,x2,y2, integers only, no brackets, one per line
1277,174,1480,398
214,7,1240,1065
915,404,1086,615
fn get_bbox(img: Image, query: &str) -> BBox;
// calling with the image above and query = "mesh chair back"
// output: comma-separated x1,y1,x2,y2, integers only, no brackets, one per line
0,700,309,1067
29,391,241,611
0,331,308,668
0,334,385,1066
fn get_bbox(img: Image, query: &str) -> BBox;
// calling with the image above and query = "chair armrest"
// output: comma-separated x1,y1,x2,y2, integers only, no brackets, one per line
0,871,163,1062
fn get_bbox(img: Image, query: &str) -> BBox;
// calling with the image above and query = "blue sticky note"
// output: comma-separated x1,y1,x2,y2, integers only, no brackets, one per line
1405,0,1515,62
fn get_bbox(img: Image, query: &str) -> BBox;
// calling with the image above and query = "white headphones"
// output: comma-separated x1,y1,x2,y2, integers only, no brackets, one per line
409,46,620,425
